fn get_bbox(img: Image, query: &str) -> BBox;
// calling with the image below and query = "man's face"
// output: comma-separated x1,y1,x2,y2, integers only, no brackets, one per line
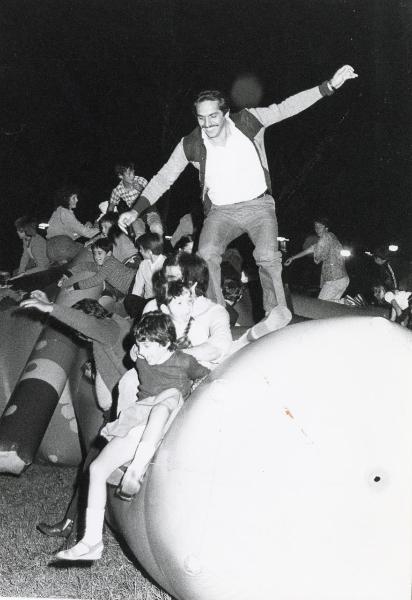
196,100,227,139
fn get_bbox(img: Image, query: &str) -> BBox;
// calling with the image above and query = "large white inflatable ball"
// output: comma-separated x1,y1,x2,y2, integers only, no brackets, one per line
107,317,412,600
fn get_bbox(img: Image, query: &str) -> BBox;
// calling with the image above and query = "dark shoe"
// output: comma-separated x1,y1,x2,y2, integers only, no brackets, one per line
37,517,74,538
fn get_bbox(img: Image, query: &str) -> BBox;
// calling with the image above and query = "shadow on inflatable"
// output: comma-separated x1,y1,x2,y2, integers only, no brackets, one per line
2,266,410,600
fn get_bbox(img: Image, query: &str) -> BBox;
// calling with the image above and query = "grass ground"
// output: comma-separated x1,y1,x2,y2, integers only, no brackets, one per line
0,463,172,600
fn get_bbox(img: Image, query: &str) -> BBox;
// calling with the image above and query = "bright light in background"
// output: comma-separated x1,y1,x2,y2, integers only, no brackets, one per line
340,249,351,257
364,251,373,256
38,223,49,229
241,271,249,283
277,236,290,242
388,244,398,252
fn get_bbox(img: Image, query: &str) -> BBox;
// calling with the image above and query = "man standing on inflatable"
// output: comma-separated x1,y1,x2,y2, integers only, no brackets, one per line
119,65,357,315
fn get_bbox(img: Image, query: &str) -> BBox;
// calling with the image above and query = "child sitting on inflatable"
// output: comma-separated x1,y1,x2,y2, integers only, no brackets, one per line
84,212,141,267
53,311,209,561
59,238,136,299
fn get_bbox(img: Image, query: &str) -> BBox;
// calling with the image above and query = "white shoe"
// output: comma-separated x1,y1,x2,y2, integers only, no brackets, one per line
55,540,103,561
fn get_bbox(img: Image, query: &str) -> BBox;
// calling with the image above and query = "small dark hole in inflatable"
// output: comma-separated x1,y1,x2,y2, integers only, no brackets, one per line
373,476,381,483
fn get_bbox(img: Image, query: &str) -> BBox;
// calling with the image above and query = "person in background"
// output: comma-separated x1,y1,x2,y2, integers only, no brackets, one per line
118,66,358,315
107,161,163,239
372,283,412,328
47,187,99,241
14,216,50,275
372,246,399,291
123,233,167,319
285,217,349,302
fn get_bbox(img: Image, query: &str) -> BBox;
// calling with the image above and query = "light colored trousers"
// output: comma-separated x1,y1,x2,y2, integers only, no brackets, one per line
318,276,349,302
198,195,286,313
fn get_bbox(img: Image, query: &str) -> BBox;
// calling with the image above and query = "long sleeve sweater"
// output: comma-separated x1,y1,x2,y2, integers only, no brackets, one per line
47,207,99,240
17,234,50,274
63,255,135,295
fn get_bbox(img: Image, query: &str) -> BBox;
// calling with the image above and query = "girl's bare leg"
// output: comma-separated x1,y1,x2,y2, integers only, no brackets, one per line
119,388,181,498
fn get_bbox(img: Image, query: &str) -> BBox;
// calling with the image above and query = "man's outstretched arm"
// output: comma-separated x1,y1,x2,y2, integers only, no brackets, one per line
250,64,358,127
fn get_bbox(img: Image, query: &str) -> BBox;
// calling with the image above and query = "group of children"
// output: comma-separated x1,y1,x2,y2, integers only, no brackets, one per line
12,161,215,561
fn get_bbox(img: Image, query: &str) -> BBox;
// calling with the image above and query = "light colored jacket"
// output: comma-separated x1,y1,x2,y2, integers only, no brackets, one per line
47,207,99,240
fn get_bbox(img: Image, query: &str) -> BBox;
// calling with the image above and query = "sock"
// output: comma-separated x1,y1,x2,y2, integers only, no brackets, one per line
248,306,292,341
82,508,105,546
130,441,158,478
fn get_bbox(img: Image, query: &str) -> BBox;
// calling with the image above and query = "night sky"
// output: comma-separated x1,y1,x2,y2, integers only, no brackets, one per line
1,0,411,271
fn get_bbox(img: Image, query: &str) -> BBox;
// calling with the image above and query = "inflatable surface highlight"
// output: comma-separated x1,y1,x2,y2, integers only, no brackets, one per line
107,317,412,600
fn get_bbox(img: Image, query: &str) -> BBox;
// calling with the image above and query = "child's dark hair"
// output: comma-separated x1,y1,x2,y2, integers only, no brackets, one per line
137,232,164,256
115,162,134,177
162,252,209,296
158,279,191,307
100,212,123,242
174,235,194,253
71,298,113,319
313,215,330,229
92,237,113,253
133,311,176,350
14,215,38,237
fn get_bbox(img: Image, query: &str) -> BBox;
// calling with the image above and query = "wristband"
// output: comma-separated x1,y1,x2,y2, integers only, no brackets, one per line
319,80,335,97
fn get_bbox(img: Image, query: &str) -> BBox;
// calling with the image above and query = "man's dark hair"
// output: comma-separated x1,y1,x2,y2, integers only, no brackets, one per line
133,311,177,350
137,232,164,256
71,298,112,319
92,237,113,253
193,90,229,115
115,162,135,177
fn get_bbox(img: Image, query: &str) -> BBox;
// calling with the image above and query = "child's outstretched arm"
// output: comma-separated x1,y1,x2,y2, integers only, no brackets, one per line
118,388,181,499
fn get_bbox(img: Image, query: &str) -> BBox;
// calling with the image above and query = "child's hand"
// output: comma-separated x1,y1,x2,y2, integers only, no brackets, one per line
20,293,53,313
58,274,69,288
117,467,142,501
30,290,50,302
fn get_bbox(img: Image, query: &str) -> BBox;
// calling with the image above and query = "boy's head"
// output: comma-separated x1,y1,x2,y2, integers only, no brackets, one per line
100,212,118,236
138,232,164,260
372,283,386,304
91,238,113,266
115,162,135,185
133,311,177,364
15,216,38,239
